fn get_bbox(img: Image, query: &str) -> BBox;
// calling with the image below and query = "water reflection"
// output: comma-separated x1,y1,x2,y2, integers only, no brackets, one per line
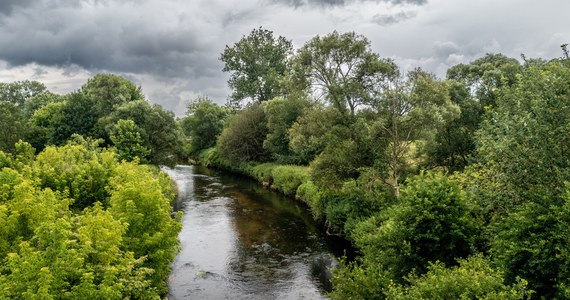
166,165,345,299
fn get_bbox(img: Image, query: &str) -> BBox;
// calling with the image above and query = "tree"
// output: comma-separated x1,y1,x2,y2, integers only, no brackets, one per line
293,31,397,115
0,102,25,153
102,100,182,165
447,53,521,108
81,73,144,118
423,80,483,171
180,97,229,154
262,95,311,162
374,69,459,196
217,104,268,162
385,255,529,300
110,119,151,163
0,80,47,107
221,27,293,104
472,59,570,213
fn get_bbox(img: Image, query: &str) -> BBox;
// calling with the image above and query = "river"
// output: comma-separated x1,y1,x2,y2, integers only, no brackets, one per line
164,165,348,299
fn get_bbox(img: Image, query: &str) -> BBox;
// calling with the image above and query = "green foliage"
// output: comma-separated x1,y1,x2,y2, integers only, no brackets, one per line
103,100,182,165
110,119,151,163
424,80,483,171
108,163,182,293
0,80,47,107
270,165,310,196
473,60,570,212
296,180,322,217
217,103,268,162
490,188,570,298
181,97,229,154
32,144,115,210
0,102,25,153
262,95,311,162
288,106,346,164
0,144,180,298
447,53,522,108
27,100,67,148
352,172,478,279
294,31,397,115
374,68,460,196
221,27,293,104
329,258,393,300
385,255,530,299
81,73,144,118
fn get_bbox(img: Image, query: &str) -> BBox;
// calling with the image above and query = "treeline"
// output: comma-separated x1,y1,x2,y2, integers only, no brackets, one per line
0,74,182,165
182,28,570,298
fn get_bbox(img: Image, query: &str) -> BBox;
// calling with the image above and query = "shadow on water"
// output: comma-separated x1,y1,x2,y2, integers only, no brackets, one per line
165,165,351,299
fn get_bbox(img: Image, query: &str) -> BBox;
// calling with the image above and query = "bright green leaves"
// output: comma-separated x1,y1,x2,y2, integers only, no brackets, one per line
385,255,529,300
108,163,182,294
0,144,180,298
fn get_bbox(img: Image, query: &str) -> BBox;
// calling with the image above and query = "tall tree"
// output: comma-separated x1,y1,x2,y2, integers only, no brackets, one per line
471,59,570,213
81,73,144,118
0,80,47,107
374,69,459,196
220,27,293,105
293,31,397,115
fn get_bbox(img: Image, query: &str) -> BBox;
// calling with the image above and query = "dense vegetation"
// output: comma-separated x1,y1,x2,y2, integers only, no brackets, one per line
186,29,570,299
0,76,183,297
2,26,570,298
0,140,181,298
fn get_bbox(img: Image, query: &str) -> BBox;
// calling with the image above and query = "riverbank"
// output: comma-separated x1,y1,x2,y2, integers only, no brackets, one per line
195,147,325,223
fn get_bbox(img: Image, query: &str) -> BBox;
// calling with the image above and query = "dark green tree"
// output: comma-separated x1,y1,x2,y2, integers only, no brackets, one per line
217,104,268,162
221,27,293,105
472,59,570,213
102,100,182,165
262,95,311,162
81,73,144,118
447,53,521,108
0,80,47,107
180,97,229,154
0,102,25,153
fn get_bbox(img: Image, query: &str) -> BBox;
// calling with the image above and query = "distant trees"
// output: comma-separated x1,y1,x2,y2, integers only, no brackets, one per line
220,27,293,105
180,97,230,154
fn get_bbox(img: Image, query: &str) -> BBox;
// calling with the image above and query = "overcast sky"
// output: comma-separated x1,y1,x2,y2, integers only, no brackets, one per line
0,0,567,115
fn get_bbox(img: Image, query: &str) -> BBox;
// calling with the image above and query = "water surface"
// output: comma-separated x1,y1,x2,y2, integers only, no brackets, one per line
165,165,345,300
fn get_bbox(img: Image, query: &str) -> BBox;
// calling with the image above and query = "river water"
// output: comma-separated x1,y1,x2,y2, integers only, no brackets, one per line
164,165,347,300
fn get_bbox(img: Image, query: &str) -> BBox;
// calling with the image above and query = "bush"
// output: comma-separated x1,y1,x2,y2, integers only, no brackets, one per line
385,255,530,299
271,165,310,196
352,171,479,279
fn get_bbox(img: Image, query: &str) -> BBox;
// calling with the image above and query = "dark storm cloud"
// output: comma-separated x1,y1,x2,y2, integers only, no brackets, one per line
0,0,219,80
271,0,426,7
373,11,416,26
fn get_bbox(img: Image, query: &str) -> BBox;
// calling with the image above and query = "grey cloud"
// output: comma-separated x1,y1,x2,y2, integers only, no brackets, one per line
433,41,460,58
0,1,218,80
270,0,426,8
373,11,416,26
0,0,34,16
